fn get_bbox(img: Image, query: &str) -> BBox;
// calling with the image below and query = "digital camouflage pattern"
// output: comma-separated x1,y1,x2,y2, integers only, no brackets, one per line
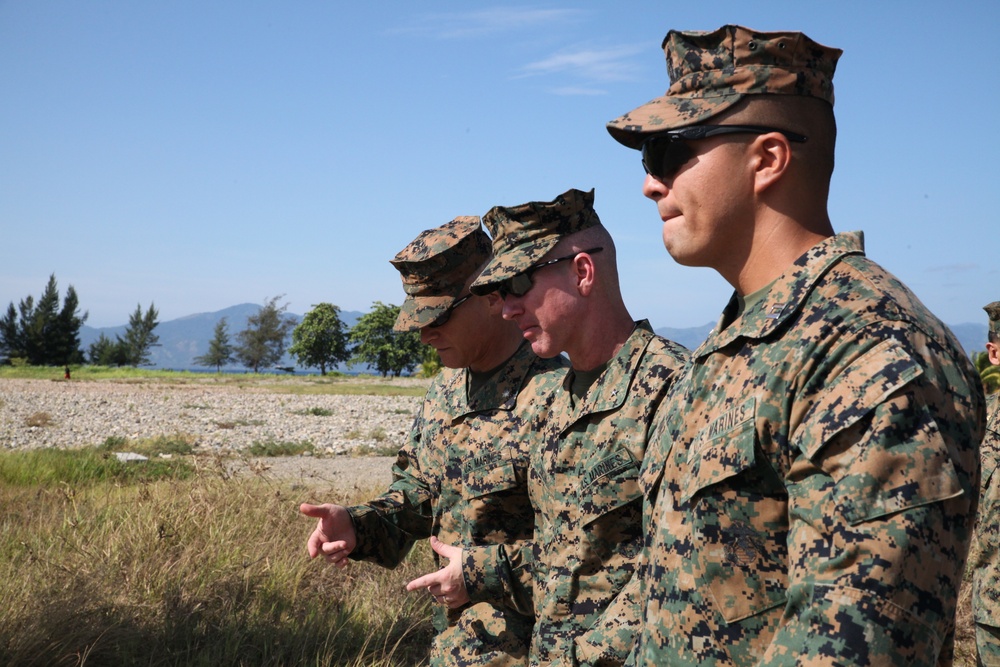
986,301,1000,336
631,232,985,667
470,188,601,296
973,390,1000,663
464,322,689,666
391,216,492,332
606,25,842,149
347,341,568,667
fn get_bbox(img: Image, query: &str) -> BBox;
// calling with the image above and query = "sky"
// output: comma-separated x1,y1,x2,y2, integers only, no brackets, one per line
1,1,997,332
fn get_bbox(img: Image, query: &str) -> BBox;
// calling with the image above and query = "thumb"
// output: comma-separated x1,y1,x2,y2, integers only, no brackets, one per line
430,535,460,560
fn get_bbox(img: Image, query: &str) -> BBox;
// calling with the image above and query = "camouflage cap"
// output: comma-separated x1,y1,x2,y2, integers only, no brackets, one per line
470,188,600,296
985,301,1000,335
607,25,843,149
390,216,491,332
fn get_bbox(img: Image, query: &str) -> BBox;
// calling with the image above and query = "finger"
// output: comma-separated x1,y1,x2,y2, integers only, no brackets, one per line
327,553,351,568
306,531,323,559
406,572,437,592
299,503,328,518
321,540,350,555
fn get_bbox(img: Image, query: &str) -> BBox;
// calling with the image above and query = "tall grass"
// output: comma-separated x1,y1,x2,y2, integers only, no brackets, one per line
0,451,433,666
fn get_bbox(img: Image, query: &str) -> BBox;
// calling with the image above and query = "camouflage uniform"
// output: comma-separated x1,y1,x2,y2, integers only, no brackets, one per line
973,302,1000,666
631,232,983,666
607,26,985,666
346,217,569,666
465,189,690,666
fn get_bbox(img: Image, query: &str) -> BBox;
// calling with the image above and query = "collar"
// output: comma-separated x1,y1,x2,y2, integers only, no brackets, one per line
438,341,539,419
700,231,866,356
560,320,656,417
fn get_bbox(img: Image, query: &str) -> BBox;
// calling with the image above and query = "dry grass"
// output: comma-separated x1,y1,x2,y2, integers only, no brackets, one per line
24,411,53,427
0,456,433,666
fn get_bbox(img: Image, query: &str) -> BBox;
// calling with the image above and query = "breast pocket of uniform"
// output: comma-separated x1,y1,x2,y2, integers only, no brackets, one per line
682,399,788,624
462,454,531,544
578,448,643,562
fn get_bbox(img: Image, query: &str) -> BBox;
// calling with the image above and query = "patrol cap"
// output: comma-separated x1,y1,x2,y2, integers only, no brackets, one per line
390,216,491,332
470,188,600,296
985,301,1000,336
607,24,842,149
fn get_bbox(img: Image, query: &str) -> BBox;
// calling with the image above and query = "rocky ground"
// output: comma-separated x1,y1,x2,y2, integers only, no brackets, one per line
0,376,431,488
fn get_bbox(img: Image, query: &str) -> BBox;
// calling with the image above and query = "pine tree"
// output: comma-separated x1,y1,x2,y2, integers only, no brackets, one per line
193,317,235,371
119,303,160,367
235,296,296,373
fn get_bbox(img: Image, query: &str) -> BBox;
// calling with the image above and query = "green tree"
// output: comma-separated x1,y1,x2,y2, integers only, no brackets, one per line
973,350,1000,394
88,333,129,366
235,296,296,373
0,274,87,365
420,345,442,378
193,317,235,371
288,303,350,376
348,301,425,377
119,303,160,367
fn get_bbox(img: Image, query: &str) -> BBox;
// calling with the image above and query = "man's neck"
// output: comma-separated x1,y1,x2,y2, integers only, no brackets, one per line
567,307,634,372
726,217,832,295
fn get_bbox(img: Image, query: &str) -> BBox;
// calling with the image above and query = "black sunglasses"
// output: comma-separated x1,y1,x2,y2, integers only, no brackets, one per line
428,293,472,328
640,125,808,180
497,247,603,299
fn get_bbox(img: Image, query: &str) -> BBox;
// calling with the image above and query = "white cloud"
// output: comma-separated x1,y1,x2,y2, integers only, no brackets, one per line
517,45,644,84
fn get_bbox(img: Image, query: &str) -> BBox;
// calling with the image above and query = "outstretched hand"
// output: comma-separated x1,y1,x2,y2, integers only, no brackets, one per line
299,502,357,568
406,536,470,609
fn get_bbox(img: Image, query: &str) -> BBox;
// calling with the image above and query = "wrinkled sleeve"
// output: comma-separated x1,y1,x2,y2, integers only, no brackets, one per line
763,334,983,665
573,563,642,666
346,415,436,569
463,540,536,617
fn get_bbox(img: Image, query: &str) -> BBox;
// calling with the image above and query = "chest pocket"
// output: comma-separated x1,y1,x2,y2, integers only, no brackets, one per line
683,401,788,624
462,456,520,500
577,448,643,560
462,455,532,546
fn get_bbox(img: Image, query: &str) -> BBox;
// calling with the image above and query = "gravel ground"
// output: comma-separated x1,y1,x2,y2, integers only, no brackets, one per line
0,377,427,488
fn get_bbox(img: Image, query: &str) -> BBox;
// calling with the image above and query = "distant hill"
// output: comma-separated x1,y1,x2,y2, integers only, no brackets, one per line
79,304,364,372
77,305,990,372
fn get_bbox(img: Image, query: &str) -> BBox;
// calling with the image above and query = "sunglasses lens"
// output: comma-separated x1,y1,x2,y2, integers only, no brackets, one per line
500,273,533,298
642,135,694,180
429,309,450,328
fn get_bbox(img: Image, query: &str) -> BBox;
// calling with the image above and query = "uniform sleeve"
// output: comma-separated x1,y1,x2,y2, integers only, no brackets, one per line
462,540,536,617
762,334,983,665
573,563,642,666
346,416,436,568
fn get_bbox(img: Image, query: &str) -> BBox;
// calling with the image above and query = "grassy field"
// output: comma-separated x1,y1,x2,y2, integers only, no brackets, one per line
0,365,430,397
0,446,434,667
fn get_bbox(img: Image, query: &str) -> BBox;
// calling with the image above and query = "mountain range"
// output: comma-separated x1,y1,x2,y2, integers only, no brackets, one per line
78,304,990,373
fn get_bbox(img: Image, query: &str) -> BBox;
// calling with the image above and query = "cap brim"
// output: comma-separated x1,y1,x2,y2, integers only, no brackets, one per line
470,238,559,296
393,294,456,332
606,92,743,149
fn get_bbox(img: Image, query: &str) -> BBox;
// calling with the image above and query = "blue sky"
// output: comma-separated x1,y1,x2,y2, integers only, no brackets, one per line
1,1,997,333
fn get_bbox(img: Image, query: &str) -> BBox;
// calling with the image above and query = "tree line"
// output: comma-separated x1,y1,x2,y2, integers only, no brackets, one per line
0,277,436,377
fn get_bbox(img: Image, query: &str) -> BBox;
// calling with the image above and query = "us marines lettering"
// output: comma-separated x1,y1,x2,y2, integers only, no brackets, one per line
582,452,632,488
706,397,755,440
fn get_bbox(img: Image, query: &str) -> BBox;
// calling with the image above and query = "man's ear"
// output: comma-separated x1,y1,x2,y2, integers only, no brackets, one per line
752,133,793,194
573,252,597,297
987,341,1000,366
